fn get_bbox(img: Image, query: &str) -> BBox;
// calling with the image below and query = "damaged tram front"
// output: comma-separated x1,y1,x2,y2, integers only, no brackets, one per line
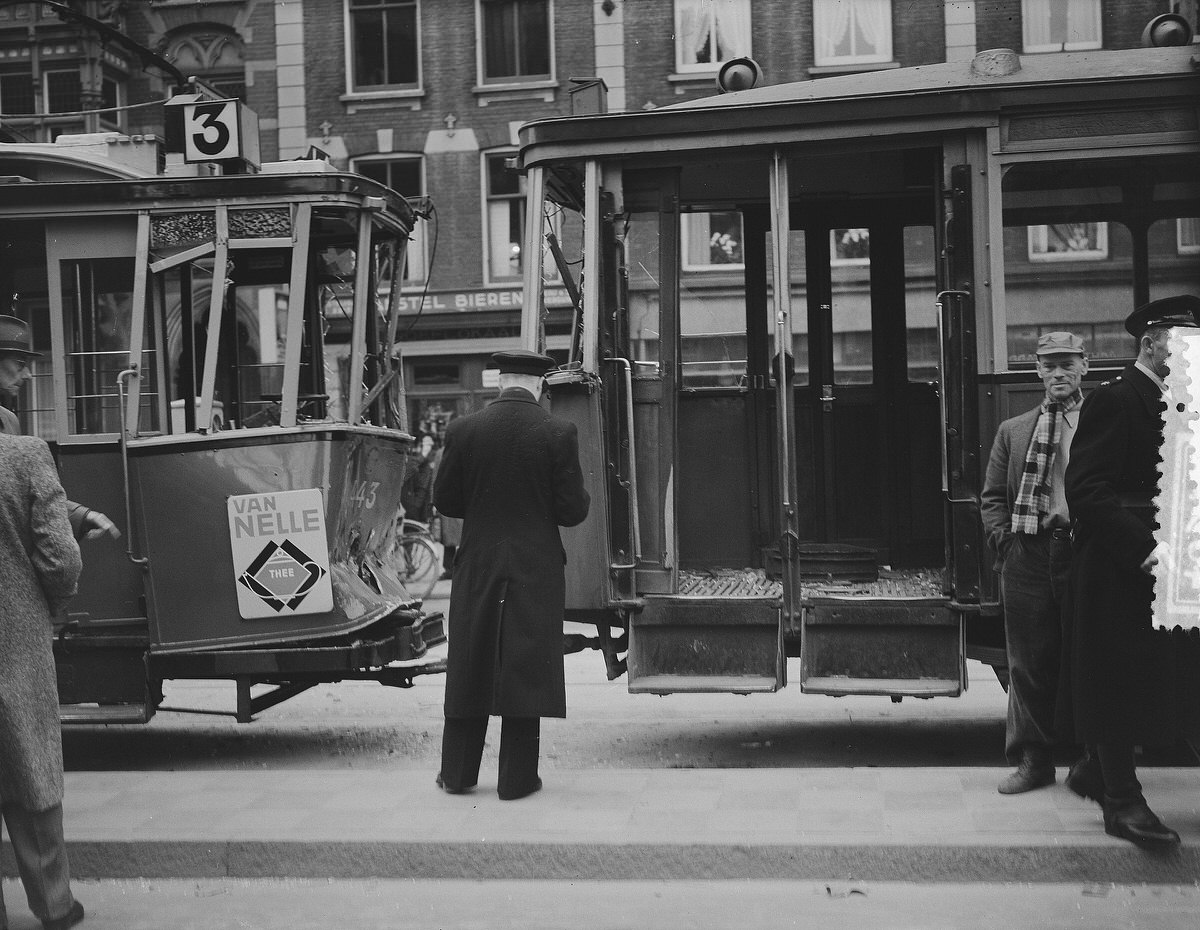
0,130,444,723
517,46,1200,699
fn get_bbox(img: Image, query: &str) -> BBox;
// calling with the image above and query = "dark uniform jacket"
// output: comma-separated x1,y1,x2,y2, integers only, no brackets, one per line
433,387,590,718
1058,363,1197,745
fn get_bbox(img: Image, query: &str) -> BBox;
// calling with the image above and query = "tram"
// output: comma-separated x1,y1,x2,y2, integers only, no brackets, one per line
517,40,1200,698
0,105,444,723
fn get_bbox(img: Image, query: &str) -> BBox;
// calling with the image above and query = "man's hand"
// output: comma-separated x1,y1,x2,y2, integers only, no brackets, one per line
80,509,121,540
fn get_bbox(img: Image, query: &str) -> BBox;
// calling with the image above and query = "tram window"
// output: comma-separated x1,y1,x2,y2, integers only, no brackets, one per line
355,157,426,283
1150,216,1200,305
904,225,938,382
62,258,161,436
830,231,872,385
623,211,663,377
1000,156,1199,367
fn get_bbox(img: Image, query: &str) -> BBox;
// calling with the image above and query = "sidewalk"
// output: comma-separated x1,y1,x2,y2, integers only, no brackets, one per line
8,766,1196,885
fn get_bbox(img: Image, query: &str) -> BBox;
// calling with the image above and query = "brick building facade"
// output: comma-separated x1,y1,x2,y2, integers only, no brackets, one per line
1,0,1195,434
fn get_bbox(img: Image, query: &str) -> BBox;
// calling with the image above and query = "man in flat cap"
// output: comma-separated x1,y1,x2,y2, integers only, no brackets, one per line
432,349,590,800
1057,294,1200,846
982,332,1088,795
0,316,119,542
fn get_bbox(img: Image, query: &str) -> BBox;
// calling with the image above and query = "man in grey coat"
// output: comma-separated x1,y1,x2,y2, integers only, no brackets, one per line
0,432,86,930
981,331,1087,795
433,350,589,800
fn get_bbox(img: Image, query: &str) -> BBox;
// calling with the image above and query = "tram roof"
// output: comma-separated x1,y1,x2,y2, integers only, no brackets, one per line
518,46,1200,164
0,140,415,230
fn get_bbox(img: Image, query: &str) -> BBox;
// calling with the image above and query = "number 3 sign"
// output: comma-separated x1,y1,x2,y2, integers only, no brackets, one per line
184,100,241,161
165,94,261,170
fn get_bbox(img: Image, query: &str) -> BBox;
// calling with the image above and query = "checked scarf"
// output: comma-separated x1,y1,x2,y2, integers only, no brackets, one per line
1010,393,1081,535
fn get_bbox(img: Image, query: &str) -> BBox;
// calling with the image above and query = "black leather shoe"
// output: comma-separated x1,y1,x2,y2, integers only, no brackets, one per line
1103,797,1181,847
997,753,1055,794
435,773,473,795
43,900,84,930
1065,751,1105,804
498,777,542,801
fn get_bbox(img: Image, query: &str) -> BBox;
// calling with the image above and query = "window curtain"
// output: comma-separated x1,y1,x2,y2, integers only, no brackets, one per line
714,0,751,60
678,0,710,66
854,0,891,58
483,2,518,77
815,0,851,62
1064,0,1100,48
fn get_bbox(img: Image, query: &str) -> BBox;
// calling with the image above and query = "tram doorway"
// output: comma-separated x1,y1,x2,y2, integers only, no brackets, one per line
785,214,943,569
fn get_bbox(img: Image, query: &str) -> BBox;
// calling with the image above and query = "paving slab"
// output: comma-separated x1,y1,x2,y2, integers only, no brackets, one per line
4,768,1199,884
3,878,1199,930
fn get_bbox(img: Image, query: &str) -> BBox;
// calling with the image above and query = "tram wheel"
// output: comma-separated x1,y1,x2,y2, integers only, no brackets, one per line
397,535,439,600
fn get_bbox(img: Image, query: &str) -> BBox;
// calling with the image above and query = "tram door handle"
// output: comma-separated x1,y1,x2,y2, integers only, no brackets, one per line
820,384,835,411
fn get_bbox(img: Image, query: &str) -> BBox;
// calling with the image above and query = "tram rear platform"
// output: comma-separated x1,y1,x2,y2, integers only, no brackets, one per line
7,765,1198,885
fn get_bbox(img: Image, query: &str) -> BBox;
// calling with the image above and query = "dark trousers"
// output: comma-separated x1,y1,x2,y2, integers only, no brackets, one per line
1096,743,1141,801
1000,531,1071,763
440,716,540,796
0,801,75,928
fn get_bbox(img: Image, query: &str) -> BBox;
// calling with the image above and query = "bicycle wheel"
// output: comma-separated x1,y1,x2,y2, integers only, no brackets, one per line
397,534,439,600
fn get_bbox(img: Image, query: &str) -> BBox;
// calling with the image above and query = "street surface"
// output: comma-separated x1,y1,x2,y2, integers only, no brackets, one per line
34,581,1200,930
4,878,1199,930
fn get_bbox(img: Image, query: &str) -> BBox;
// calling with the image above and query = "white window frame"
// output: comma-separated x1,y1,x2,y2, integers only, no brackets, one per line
674,0,753,74
682,212,746,272
351,154,428,286
1027,223,1109,262
1179,217,1200,255
1021,0,1102,53
476,0,555,87
482,149,568,287
813,0,893,68
344,0,423,95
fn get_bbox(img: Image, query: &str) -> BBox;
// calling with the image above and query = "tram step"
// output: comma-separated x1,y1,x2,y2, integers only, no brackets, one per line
799,597,964,697
58,703,151,725
627,597,783,694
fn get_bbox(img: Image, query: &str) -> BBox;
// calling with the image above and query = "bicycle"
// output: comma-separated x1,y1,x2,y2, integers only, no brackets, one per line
394,518,441,601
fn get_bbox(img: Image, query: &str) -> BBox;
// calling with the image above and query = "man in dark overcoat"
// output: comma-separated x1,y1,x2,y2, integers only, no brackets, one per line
1058,294,1200,846
0,432,87,930
432,349,590,800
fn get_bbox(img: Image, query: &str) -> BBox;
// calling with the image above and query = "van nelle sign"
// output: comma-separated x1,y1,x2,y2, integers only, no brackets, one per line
228,489,333,619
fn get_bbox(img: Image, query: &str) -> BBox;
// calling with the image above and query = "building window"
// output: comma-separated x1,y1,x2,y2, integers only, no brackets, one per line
1172,1,1200,39
813,0,893,67
479,0,551,84
485,152,525,281
45,70,80,113
348,0,420,91
682,212,745,270
831,228,871,265
674,0,751,73
1180,217,1200,254
354,157,427,284
1021,0,1101,53
0,71,35,114
1027,223,1108,261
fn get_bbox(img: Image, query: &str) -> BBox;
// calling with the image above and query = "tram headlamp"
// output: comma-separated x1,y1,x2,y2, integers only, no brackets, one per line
716,57,763,93
1141,13,1193,47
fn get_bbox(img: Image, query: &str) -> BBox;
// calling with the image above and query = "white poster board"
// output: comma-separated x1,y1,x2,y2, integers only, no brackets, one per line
228,488,333,620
